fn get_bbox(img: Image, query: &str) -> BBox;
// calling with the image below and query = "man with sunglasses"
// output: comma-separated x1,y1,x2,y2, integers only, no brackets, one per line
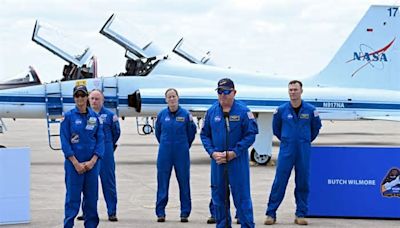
60,85,104,228
201,78,258,228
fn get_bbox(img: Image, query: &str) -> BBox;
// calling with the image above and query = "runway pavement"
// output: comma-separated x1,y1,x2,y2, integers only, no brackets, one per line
0,118,399,227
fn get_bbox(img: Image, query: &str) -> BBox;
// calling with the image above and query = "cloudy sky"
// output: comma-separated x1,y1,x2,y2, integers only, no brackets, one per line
0,0,398,82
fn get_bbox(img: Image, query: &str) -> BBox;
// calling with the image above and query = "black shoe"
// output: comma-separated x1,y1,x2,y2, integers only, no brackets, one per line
157,217,165,222
207,217,216,224
108,215,118,222
76,215,84,221
180,217,189,223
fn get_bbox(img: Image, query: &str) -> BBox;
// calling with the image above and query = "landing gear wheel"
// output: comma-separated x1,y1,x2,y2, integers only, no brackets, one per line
0,145,6,148
250,148,270,165
142,124,153,135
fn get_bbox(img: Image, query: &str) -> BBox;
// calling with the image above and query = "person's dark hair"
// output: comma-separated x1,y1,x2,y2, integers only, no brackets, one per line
288,80,303,88
165,88,179,97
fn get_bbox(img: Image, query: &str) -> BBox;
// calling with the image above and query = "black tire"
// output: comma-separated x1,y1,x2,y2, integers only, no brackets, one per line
0,145,6,148
142,124,153,134
250,148,270,165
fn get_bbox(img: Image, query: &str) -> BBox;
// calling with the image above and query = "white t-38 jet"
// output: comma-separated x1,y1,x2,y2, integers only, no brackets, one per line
0,5,399,164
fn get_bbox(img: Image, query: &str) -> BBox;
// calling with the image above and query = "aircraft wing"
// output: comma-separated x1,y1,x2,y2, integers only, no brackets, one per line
361,116,400,121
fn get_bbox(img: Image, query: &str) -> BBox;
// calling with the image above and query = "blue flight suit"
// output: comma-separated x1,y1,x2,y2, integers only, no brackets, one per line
201,100,258,228
266,100,321,219
61,107,104,228
209,196,238,220
155,106,197,218
98,107,120,217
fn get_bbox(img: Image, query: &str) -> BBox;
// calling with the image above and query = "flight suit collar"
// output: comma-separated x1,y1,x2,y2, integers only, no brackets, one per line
72,106,89,114
218,99,236,115
167,105,181,115
289,100,304,117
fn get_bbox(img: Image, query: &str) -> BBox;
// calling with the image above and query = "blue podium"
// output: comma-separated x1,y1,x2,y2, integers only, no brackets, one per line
0,147,30,225
308,146,400,218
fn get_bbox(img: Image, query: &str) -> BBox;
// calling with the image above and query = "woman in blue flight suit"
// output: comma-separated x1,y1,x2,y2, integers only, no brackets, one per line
76,89,121,222
155,88,197,223
60,85,104,228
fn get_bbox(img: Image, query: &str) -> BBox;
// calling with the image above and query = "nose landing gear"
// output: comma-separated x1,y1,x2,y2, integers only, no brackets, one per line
250,148,271,165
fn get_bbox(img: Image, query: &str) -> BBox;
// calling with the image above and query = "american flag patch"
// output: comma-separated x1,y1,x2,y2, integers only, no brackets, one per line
314,110,319,117
247,111,255,119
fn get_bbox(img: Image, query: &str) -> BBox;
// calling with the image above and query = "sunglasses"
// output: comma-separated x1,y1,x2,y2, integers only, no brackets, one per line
74,93,87,98
217,89,233,95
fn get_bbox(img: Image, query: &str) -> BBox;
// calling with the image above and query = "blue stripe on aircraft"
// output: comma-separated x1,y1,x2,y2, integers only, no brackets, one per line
142,98,400,110
1,96,400,110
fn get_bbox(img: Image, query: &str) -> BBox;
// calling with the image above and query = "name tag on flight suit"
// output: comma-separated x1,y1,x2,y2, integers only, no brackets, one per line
86,117,97,130
176,116,185,122
100,114,107,124
300,114,309,119
229,115,240,121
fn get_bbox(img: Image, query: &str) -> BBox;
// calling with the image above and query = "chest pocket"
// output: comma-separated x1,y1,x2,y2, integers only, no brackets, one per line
71,118,85,133
299,113,311,126
298,112,312,140
210,115,223,133
101,116,112,132
229,119,242,133
228,115,242,139
174,117,187,135
85,117,97,131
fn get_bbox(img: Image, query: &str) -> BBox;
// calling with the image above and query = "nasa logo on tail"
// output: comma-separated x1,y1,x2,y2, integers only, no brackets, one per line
347,38,395,77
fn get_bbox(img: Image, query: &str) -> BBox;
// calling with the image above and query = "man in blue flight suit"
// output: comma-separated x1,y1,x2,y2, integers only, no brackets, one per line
201,78,258,228
82,89,120,221
208,194,239,224
155,88,197,222
264,80,322,226
60,85,104,228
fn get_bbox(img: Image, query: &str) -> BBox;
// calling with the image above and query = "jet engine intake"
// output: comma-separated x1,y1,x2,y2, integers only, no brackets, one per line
128,90,142,113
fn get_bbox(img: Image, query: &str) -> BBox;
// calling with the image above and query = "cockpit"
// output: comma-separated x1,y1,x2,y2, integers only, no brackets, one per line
0,66,41,90
100,14,164,76
32,21,97,81
172,37,214,66
99,14,215,76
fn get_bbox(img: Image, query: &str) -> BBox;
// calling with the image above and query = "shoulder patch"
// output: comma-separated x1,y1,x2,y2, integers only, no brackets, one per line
113,114,119,122
189,113,193,122
273,108,278,114
313,110,319,117
247,111,255,119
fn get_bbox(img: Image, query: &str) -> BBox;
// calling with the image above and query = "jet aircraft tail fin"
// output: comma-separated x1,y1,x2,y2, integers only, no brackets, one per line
310,5,400,91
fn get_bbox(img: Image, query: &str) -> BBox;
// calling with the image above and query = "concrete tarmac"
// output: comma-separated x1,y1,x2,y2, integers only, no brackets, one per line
0,118,399,227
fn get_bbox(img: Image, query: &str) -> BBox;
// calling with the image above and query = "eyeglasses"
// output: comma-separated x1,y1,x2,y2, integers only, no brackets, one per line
74,93,87,98
217,89,233,95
